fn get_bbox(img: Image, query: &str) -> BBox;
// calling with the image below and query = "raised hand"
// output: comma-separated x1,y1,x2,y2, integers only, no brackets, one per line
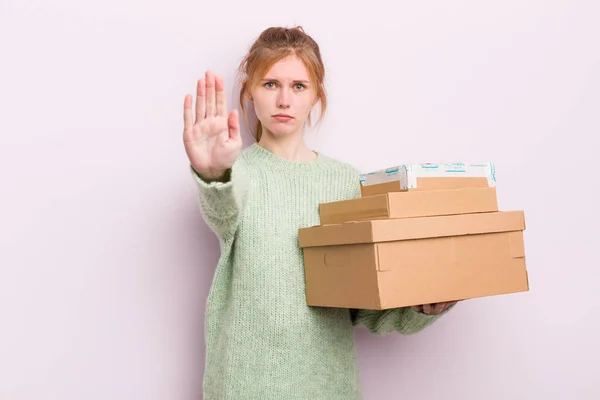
183,70,242,181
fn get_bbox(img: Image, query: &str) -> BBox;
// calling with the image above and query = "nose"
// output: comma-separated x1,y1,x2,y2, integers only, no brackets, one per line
276,87,290,109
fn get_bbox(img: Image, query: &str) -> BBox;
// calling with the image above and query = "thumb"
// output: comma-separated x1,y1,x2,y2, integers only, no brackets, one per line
228,109,241,141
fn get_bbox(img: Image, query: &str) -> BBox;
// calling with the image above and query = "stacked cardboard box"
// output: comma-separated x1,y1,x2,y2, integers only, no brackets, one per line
298,163,529,310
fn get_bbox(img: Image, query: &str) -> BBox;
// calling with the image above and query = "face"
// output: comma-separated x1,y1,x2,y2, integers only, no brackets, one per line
249,55,318,138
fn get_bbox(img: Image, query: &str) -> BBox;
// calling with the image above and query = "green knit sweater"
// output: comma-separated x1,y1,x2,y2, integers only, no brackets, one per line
191,143,447,400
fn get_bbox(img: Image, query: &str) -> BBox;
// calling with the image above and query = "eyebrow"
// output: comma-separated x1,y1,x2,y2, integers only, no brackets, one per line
261,78,311,84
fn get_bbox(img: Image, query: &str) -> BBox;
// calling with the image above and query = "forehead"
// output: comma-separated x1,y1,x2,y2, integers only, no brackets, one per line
263,55,310,81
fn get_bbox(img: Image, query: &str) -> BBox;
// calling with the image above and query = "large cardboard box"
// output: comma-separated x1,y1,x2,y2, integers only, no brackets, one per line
320,187,498,225
299,211,528,310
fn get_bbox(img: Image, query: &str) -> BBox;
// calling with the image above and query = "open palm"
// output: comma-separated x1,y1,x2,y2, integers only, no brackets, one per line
183,70,242,180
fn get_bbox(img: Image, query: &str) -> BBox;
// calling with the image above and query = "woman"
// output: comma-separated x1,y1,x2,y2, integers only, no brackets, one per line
182,25,456,400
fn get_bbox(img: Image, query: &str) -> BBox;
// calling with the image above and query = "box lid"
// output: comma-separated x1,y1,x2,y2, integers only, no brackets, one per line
299,210,525,248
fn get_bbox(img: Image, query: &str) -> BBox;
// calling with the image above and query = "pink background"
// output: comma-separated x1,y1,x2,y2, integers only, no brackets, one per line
1,1,598,399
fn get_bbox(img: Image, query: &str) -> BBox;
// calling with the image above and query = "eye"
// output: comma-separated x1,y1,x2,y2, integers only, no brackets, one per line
264,81,276,89
294,83,306,91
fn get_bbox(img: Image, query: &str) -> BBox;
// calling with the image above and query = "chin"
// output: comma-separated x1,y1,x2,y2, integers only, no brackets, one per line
264,124,298,137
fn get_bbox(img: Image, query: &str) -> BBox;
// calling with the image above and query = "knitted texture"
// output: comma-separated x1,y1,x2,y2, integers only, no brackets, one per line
191,143,446,399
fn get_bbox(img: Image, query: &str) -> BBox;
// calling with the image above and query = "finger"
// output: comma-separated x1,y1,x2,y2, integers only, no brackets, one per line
183,94,193,131
422,304,432,315
195,78,206,123
228,109,241,141
215,75,227,117
205,70,216,117
432,302,447,315
411,305,422,313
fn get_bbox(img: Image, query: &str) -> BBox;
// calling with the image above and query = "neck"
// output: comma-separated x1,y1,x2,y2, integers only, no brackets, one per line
257,129,316,162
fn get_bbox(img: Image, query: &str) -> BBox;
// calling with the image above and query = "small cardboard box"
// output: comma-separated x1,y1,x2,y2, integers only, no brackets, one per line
320,187,498,225
360,177,489,197
299,211,528,310
359,162,495,197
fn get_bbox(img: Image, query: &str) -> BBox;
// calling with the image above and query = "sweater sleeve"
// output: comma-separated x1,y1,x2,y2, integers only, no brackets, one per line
350,304,455,336
190,159,249,240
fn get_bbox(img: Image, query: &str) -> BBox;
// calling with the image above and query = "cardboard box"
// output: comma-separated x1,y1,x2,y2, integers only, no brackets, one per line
299,211,528,310
359,162,496,197
320,187,498,225
360,177,489,196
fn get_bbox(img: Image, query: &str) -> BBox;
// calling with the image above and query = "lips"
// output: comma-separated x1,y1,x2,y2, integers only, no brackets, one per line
273,114,294,121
